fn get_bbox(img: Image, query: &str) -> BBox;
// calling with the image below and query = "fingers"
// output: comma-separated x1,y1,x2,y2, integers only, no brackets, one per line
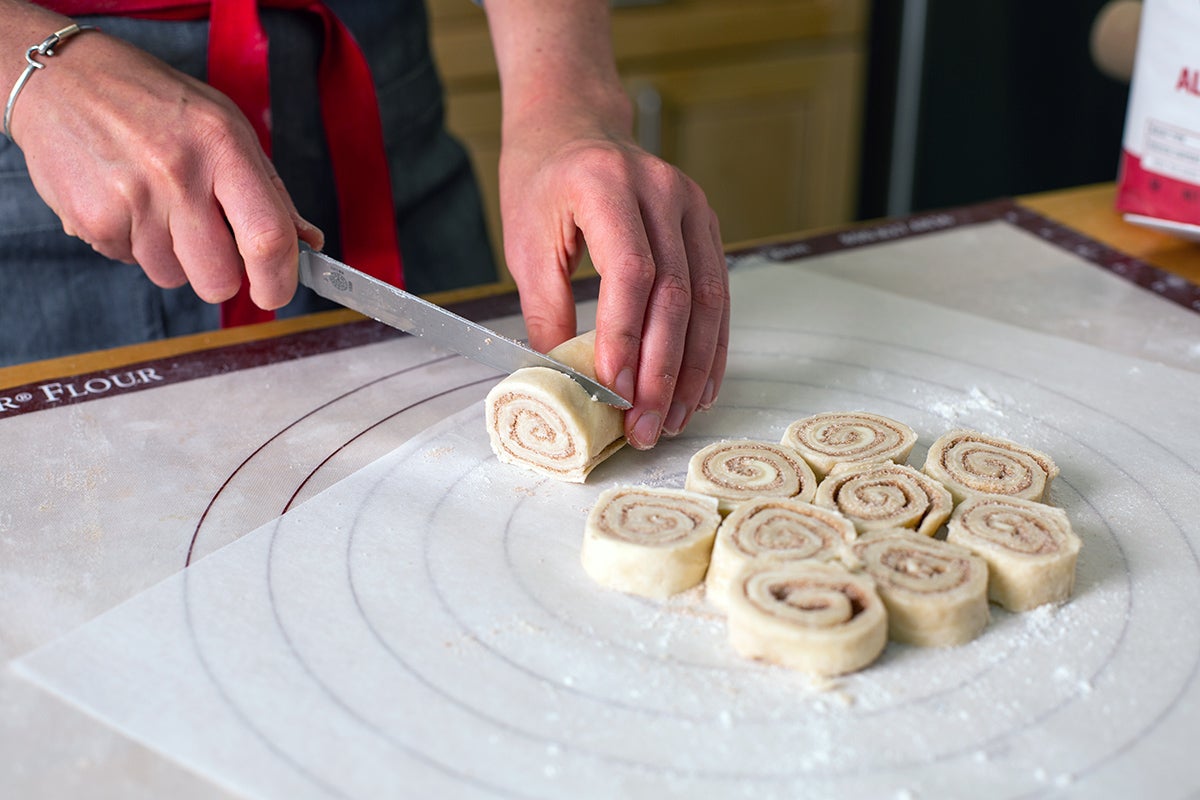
213,148,308,310
129,216,187,290
508,228,580,355
663,205,728,434
700,210,729,411
583,162,729,450
124,152,310,308
583,204,655,407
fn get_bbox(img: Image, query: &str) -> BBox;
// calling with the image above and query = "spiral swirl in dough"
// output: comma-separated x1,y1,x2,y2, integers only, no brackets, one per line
781,411,918,478
581,486,722,599
814,462,953,537
726,560,887,676
705,499,856,612
849,528,990,647
923,429,1059,504
947,495,1081,611
685,439,817,514
486,331,625,483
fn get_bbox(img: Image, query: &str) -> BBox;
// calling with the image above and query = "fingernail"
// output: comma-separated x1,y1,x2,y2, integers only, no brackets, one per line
631,411,662,449
664,401,688,436
699,378,717,409
614,367,635,403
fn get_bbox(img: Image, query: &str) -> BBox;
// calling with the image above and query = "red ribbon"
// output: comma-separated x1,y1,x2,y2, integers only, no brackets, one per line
37,0,405,326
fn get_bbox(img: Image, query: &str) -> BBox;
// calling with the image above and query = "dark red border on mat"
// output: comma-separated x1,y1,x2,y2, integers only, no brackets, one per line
2,200,1195,420
728,199,1200,315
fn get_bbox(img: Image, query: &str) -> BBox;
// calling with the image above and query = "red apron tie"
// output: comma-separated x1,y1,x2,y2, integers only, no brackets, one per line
37,0,405,326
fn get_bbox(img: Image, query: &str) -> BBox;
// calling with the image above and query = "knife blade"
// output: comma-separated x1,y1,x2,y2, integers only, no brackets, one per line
297,245,632,409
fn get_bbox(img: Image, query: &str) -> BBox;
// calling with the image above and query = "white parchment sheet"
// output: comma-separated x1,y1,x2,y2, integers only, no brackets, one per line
13,263,1200,800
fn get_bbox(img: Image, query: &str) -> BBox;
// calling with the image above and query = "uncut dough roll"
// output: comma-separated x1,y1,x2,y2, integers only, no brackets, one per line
848,528,990,647
781,411,918,478
814,462,953,537
486,331,625,483
685,439,818,514
705,498,857,613
923,429,1059,504
581,485,722,599
947,495,1082,611
727,559,887,677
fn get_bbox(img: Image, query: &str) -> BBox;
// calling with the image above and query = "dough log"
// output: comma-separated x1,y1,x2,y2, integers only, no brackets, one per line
726,560,888,677
848,528,990,647
685,439,818,514
923,429,1059,504
781,411,918,478
814,462,953,537
705,498,856,613
485,331,625,483
947,495,1081,611
581,486,722,599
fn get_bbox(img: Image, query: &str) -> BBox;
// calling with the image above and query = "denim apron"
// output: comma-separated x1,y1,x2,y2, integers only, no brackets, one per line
0,0,496,366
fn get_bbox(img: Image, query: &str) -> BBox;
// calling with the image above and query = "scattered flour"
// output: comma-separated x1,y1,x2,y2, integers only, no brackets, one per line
928,385,1009,423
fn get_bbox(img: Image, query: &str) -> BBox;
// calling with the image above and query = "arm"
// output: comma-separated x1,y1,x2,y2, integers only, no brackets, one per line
0,1,321,309
483,0,730,450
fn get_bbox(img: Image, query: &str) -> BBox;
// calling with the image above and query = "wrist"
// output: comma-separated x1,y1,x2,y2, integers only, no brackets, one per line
4,21,98,140
502,81,634,145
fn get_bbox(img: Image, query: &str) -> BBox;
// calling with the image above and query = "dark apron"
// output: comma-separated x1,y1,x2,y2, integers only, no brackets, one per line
0,0,495,366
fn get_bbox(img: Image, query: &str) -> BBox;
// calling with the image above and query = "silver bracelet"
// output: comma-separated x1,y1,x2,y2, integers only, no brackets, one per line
3,23,96,141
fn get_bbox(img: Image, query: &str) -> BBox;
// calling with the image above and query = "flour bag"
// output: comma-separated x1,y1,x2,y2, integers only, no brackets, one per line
1116,0,1200,237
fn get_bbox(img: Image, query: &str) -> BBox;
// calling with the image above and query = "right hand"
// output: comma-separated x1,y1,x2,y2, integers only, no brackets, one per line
8,27,322,310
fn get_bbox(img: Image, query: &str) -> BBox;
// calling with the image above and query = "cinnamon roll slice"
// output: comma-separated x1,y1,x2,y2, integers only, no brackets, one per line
922,429,1059,504
781,411,918,478
486,331,625,483
726,560,888,677
684,440,818,514
947,495,1082,611
814,462,953,537
848,528,990,647
581,486,722,599
705,499,857,613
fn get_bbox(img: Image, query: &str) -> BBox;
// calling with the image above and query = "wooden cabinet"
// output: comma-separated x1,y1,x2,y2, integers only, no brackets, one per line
428,0,868,281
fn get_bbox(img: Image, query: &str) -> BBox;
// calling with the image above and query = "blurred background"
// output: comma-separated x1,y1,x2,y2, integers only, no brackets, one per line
427,0,1135,280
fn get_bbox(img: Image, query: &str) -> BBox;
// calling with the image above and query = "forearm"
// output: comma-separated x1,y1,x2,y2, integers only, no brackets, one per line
482,0,633,141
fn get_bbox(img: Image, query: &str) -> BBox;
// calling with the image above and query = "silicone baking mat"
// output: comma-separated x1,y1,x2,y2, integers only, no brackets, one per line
10,242,1200,799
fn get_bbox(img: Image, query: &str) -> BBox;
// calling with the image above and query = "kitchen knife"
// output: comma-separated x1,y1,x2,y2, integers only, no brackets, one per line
297,245,632,409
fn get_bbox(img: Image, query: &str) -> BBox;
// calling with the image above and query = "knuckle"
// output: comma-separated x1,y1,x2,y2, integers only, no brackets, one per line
241,221,294,265
189,98,245,147
520,309,560,336
604,328,643,355
606,250,658,288
652,272,692,315
67,206,127,252
690,273,729,313
580,146,635,185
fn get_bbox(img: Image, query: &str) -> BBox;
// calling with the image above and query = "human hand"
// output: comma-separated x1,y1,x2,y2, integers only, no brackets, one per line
499,124,730,451
7,24,322,310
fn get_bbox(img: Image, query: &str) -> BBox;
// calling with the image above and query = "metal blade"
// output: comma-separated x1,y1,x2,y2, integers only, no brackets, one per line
297,246,631,409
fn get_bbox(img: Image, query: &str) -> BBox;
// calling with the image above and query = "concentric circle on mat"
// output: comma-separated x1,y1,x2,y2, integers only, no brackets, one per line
182,326,1200,798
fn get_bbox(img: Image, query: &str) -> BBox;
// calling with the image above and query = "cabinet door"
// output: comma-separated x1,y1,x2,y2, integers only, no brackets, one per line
627,48,865,245
444,48,865,280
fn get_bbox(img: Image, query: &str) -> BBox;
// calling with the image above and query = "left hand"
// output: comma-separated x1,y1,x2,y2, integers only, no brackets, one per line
499,122,730,450
485,0,730,451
